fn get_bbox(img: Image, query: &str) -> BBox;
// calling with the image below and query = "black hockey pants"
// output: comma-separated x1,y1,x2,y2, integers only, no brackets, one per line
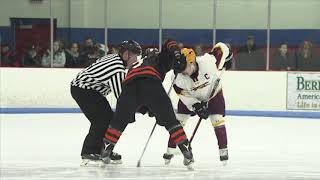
71,86,113,155
110,78,180,131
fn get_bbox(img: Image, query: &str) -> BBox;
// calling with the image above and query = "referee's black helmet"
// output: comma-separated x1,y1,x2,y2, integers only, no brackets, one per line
118,40,142,55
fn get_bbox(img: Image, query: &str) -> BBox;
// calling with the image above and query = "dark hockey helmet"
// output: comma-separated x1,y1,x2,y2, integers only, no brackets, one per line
143,48,159,58
118,40,142,55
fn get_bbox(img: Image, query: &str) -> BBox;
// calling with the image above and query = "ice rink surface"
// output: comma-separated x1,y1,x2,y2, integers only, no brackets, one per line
1,113,320,180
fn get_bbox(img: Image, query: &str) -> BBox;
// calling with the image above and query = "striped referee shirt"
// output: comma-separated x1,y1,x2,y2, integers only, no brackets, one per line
71,54,125,98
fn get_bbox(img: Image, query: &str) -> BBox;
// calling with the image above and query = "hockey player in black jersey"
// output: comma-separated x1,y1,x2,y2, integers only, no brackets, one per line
101,39,195,169
70,40,141,166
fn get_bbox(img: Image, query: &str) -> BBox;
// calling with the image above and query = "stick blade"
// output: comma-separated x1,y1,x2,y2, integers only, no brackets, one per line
136,161,141,167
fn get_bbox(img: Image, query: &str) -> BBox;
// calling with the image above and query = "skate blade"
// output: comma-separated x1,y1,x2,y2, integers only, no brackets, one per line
100,159,122,167
101,157,111,164
99,161,106,167
80,160,102,167
221,160,228,166
164,159,171,165
110,160,122,164
186,163,194,171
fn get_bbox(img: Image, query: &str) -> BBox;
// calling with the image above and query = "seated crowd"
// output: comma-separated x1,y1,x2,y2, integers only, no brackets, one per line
0,37,116,68
233,36,320,71
1,36,319,71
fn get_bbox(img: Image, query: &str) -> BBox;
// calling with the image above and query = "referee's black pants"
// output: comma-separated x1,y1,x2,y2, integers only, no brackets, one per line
71,86,113,155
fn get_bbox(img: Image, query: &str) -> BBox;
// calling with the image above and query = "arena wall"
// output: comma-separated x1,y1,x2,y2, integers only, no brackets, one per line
2,68,319,118
1,68,285,110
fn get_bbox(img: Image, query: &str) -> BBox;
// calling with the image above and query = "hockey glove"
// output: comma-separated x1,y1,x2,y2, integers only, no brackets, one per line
163,39,187,73
164,39,178,52
192,102,209,119
173,53,187,73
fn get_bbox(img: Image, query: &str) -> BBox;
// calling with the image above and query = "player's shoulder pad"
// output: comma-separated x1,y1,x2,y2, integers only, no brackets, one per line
196,53,217,64
211,42,230,60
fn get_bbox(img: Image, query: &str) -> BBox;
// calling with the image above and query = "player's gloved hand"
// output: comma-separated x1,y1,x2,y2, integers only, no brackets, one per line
173,54,187,73
163,39,187,73
164,39,178,52
192,102,209,119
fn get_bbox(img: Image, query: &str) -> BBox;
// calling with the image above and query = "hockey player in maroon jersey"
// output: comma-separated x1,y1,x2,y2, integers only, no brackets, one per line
100,39,195,169
162,43,233,166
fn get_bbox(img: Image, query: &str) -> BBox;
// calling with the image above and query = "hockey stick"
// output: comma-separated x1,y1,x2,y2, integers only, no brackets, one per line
136,73,178,167
188,67,226,150
188,117,202,150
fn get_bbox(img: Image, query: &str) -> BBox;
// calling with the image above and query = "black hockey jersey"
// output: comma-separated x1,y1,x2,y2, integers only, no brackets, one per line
123,40,184,85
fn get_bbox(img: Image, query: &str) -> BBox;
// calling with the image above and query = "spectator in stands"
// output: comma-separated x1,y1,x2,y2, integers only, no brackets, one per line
79,43,106,67
78,37,96,67
194,44,205,56
65,43,80,68
84,37,94,47
21,45,41,67
178,42,184,49
295,41,319,71
270,42,295,71
110,46,119,54
95,43,106,58
0,43,18,67
235,35,265,70
41,40,66,68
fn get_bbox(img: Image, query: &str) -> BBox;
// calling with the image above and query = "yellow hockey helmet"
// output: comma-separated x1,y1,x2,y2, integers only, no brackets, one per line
181,48,196,64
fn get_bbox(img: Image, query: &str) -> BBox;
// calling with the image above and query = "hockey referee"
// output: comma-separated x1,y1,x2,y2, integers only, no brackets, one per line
70,40,141,166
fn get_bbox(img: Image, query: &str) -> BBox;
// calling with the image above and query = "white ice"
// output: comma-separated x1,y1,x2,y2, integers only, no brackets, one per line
1,113,320,180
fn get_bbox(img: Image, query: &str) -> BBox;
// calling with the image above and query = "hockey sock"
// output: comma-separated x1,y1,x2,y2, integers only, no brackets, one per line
168,137,177,148
210,116,228,149
168,125,189,152
213,125,228,149
104,127,122,145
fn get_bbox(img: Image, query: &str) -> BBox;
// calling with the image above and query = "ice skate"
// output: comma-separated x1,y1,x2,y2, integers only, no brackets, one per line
182,150,194,170
110,152,122,164
80,154,102,167
100,140,114,164
219,147,228,166
162,147,178,165
163,153,174,165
